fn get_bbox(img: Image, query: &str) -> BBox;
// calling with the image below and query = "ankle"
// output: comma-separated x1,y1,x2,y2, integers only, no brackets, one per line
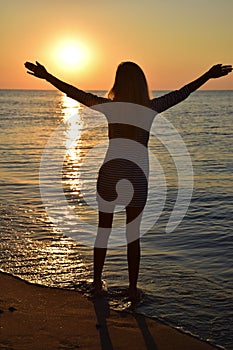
93,279,102,286
128,285,137,291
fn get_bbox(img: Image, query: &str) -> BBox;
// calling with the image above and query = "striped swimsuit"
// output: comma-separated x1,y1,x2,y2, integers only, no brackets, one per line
66,86,190,208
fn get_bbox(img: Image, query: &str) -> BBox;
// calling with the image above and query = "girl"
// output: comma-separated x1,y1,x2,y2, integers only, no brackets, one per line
25,60,232,300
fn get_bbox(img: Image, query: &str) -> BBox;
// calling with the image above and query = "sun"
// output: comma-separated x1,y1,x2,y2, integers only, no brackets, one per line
60,45,81,65
53,40,89,71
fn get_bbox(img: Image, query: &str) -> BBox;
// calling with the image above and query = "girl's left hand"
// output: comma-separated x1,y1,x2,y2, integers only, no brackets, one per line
207,64,232,79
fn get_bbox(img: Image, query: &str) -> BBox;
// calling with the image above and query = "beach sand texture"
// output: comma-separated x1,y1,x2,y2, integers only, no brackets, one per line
0,272,216,350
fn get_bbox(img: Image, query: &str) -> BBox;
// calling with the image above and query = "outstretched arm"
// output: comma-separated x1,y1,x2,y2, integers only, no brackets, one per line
24,61,108,107
186,64,232,93
151,63,232,113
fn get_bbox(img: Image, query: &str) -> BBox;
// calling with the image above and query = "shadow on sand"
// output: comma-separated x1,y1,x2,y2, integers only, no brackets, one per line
92,294,158,350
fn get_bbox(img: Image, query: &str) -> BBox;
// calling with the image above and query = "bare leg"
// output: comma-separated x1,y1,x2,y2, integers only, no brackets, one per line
126,206,144,300
92,210,114,292
93,247,107,286
127,238,140,289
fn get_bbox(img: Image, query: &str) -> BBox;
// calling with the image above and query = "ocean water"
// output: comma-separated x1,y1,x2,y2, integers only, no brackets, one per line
0,89,232,349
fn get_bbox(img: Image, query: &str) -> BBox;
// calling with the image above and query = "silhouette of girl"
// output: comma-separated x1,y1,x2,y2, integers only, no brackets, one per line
25,60,232,301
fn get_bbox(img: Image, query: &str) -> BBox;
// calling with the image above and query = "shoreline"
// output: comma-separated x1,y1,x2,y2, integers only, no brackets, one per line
0,272,218,350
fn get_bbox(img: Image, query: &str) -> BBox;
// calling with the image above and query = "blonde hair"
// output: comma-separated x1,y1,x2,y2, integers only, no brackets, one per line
108,62,150,107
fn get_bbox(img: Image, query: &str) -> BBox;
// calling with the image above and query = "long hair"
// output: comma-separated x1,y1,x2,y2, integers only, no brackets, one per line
108,62,150,107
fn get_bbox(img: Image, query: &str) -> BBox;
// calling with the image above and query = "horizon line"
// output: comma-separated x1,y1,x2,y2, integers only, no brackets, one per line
0,88,232,92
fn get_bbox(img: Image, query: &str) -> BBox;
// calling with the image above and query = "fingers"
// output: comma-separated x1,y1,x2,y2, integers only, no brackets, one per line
24,61,44,72
212,64,232,77
222,66,232,72
221,65,232,69
36,61,43,67
24,61,31,67
213,63,222,68
24,62,37,73
27,71,35,76
221,65,232,75
213,64,232,69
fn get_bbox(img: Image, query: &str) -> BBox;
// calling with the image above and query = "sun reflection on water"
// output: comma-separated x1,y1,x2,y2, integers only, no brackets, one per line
61,94,83,200
60,94,101,227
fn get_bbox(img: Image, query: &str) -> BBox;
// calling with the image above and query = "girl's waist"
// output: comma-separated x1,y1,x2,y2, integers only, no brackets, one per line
108,123,149,147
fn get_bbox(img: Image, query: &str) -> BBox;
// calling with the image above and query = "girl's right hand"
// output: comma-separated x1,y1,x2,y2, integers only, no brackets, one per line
24,61,49,79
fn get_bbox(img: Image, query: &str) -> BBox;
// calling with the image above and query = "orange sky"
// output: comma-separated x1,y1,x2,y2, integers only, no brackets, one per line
1,0,233,90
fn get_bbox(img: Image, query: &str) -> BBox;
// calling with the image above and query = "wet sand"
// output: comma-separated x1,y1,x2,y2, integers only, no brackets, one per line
0,272,216,350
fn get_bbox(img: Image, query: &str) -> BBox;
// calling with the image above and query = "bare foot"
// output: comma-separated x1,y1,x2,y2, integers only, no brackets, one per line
90,280,107,295
128,287,142,303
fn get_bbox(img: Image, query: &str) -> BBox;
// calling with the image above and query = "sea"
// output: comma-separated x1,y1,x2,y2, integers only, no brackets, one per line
0,89,232,349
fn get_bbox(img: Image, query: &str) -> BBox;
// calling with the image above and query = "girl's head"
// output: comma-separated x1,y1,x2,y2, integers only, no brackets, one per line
108,62,150,106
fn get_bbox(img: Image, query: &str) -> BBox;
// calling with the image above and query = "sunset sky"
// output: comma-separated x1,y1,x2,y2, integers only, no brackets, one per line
1,0,232,90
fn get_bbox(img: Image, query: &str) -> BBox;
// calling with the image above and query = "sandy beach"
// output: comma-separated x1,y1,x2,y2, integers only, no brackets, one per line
0,272,217,350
